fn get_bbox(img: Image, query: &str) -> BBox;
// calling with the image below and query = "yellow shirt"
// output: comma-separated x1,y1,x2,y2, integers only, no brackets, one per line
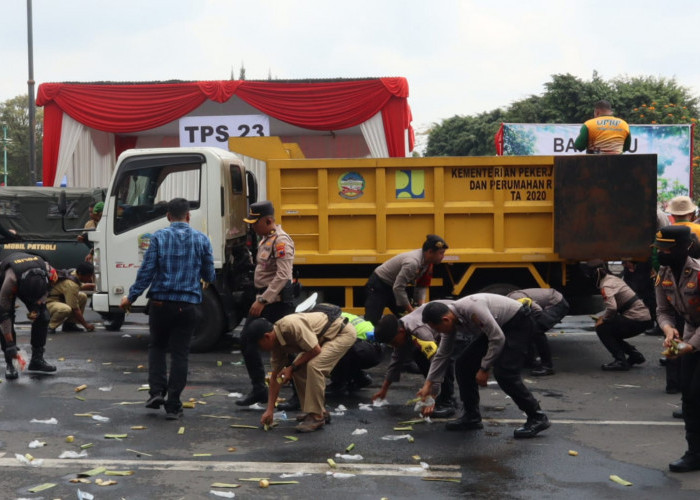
581,115,630,154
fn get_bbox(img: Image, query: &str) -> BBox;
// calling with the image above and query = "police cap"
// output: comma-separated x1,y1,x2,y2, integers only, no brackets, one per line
243,201,275,224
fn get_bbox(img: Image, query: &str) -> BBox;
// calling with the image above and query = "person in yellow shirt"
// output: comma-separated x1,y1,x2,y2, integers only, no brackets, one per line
667,196,700,240
574,100,631,154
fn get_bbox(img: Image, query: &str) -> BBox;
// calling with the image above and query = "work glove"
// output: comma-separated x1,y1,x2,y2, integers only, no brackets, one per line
412,336,438,360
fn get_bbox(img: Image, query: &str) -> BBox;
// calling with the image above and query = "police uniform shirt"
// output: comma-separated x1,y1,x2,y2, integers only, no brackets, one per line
254,225,294,304
373,249,431,308
656,258,700,350
426,294,523,384
508,288,564,309
599,274,651,322
384,304,440,384
269,312,353,372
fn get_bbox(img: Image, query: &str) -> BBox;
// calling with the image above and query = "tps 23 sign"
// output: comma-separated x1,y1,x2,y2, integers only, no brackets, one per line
179,115,270,149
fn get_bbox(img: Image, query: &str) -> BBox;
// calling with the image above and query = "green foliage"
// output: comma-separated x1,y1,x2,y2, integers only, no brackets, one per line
0,95,43,185
658,178,688,203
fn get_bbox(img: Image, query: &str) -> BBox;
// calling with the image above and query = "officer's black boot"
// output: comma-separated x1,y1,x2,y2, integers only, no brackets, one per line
235,382,268,406
445,408,483,431
625,347,646,366
514,409,550,439
27,347,57,373
4,355,18,380
669,434,700,472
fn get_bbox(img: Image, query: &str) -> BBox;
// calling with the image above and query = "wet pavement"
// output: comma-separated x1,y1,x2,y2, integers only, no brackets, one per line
1,311,699,499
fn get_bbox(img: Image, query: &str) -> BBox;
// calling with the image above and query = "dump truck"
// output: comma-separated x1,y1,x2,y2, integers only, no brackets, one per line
81,142,656,352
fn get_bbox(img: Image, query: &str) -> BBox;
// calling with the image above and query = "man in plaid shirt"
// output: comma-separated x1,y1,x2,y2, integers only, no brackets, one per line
121,198,215,420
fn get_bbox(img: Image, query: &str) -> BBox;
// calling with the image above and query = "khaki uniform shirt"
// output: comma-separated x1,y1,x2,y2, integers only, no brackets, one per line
270,312,353,371
599,274,651,322
47,271,82,310
254,225,294,304
373,249,430,308
656,258,700,350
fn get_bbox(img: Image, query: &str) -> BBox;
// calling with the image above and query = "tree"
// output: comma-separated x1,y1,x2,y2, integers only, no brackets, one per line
0,95,43,185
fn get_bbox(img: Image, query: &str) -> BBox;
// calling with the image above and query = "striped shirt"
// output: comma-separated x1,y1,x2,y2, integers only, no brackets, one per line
128,222,215,304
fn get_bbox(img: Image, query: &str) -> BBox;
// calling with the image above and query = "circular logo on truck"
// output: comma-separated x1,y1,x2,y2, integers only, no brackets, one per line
338,172,365,200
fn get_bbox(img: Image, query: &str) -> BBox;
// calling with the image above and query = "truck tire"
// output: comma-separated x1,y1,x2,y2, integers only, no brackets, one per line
102,312,125,331
478,283,520,296
190,288,225,353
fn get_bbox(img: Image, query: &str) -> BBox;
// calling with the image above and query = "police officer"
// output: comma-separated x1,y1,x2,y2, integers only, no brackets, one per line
654,225,700,472
0,252,57,379
364,234,448,326
236,201,297,408
592,264,653,371
507,288,570,376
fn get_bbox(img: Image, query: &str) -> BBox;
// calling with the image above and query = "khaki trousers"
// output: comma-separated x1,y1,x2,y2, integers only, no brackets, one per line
47,292,88,329
293,323,357,415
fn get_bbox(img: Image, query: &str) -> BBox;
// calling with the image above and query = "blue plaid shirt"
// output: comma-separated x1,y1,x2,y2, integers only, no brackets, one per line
128,222,216,304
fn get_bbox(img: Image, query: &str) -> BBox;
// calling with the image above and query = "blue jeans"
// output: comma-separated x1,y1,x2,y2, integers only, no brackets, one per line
148,300,201,411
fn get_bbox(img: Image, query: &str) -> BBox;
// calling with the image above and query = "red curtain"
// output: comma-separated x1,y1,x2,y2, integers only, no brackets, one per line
37,78,413,185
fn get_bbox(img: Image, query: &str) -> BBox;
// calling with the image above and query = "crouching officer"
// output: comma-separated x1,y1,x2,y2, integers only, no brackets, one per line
236,201,297,409
654,225,700,472
0,252,57,379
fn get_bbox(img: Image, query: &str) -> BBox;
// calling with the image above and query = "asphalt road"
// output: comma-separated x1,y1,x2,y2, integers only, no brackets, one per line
1,310,700,500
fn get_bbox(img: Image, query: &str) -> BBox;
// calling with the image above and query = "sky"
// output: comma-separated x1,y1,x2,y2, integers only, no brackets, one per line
3,0,700,151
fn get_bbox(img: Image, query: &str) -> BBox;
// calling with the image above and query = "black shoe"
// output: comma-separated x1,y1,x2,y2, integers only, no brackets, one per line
348,371,373,391
277,394,300,411
62,322,84,332
445,413,483,431
165,408,184,420
513,411,550,439
145,394,165,409
432,405,457,419
325,382,348,396
601,359,629,371
669,452,700,472
27,358,57,373
673,409,684,419
235,387,268,406
659,357,668,367
531,365,554,377
627,351,646,366
5,364,18,380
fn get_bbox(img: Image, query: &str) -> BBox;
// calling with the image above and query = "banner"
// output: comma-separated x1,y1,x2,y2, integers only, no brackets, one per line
497,123,693,197
179,115,270,149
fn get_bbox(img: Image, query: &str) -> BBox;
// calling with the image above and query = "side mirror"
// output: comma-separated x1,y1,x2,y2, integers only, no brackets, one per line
58,191,67,216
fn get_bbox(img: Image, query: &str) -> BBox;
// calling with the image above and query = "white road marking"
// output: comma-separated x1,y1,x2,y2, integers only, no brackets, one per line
488,418,683,426
0,457,461,478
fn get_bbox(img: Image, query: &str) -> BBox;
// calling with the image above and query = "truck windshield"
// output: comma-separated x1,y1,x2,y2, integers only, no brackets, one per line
113,162,201,235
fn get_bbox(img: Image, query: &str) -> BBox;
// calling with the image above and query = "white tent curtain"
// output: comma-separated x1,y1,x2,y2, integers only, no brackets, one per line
54,114,115,187
360,112,389,158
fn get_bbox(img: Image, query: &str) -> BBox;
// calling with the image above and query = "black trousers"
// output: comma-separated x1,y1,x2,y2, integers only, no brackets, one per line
331,339,383,385
530,300,569,367
0,304,49,363
595,315,652,360
455,309,540,418
240,301,294,385
364,273,406,326
681,350,700,453
148,300,200,412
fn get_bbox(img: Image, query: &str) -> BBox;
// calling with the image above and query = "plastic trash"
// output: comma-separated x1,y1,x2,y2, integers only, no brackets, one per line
279,472,310,478
15,453,44,467
372,398,389,407
59,450,89,459
329,411,345,417
12,350,26,372
92,415,110,422
335,453,364,461
273,410,288,421
30,418,58,425
381,434,413,441
326,472,356,478
351,428,368,435
77,489,95,500
227,392,243,399
246,403,266,411
335,404,347,412
358,403,373,411
28,440,46,448
98,386,113,392
413,396,435,413
209,490,236,498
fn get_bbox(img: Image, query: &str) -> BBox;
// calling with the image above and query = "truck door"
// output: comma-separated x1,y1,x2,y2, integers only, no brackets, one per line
103,153,208,308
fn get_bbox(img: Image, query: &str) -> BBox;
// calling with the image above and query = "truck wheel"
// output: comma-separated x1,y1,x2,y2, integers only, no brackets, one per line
478,283,520,296
102,312,125,331
190,288,225,353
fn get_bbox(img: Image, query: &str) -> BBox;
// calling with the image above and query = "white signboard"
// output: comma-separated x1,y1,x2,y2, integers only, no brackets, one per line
179,115,270,149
